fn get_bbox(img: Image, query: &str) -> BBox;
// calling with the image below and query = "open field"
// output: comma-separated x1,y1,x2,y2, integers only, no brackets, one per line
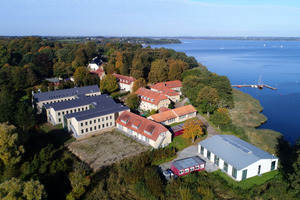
68,130,148,171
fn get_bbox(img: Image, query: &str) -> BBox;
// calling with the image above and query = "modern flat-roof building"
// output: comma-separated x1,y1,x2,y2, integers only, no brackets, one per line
171,156,205,177
63,94,129,137
113,73,136,92
198,135,278,181
148,105,197,125
33,85,101,114
135,88,170,111
116,111,172,148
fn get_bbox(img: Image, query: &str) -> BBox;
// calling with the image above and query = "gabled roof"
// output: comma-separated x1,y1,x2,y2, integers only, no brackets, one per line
135,88,168,105
149,105,197,123
116,111,169,141
172,156,205,170
89,57,102,66
199,135,278,170
159,106,170,113
113,73,136,85
152,80,182,90
90,68,105,78
34,85,100,102
64,95,129,121
151,84,180,97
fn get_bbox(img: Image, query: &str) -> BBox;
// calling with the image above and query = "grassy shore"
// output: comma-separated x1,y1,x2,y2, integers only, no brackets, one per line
229,89,281,155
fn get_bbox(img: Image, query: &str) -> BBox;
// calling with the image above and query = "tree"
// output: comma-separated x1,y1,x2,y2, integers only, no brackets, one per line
148,59,168,83
15,103,37,131
289,149,300,196
196,86,219,117
167,59,189,81
0,123,24,167
210,108,232,129
0,178,46,200
0,46,10,67
132,77,146,93
34,54,53,77
73,67,89,86
11,67,26,91
125,94,139,110
182,118,204,142
0,88,17,123
100,74,118,94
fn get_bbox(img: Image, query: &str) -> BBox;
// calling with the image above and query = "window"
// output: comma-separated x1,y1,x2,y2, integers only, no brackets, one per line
106,117,108,120
86,128,88,132
59,118,61,122
85,122,87,126
232,167,237,178
98,119,100,122
223,162,228,172
258,165,261,175
81,130,84,134
98,125,101,129
102,118,104,121
81,123,83,127
242,169,247,180
207,150,211,160
102,124,104,128
110,116,112,119
74,109,76,112
179,115,186,119
200,146,204,155
195,165,199,170
110,122,112,126
214,155,219,166
190,167,194,171
200,164,204,169
70,110,72,113
106,123,108,127
58,112,61,116
179,170,184,175
94,126,96,130
271,161,276,171
90,127,92,131
62,111,65,115
185,168,189,173
90,120,92,124
94,119,96,123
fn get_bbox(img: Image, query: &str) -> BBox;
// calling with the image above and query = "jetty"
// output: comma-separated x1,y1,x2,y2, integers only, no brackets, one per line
232,76,277,90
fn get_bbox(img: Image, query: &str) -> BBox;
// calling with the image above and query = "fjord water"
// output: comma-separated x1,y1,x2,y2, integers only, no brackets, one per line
151,39,300,144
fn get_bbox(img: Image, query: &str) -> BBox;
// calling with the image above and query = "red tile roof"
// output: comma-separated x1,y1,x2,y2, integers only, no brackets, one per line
151,84,180,96
90,68,105,78
159,106,170,113
135,88,168,105
150,105,197,123
116,111,169,141
113,73,136,85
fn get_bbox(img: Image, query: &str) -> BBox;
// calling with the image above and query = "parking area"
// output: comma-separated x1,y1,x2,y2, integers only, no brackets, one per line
159,145,218,175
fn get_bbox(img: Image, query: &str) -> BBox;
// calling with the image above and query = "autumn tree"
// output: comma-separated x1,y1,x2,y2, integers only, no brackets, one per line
210,108,232,129
168,59,189,81
125,93,139,110
148,59,168,83
132,77,146,93
74,67,89,86
0,123,25,167
182,118,204,142
115,52,124,70
100,74,118,94
196,86,219,117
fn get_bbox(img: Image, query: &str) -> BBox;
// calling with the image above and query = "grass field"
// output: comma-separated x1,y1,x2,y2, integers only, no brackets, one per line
213,170,279,189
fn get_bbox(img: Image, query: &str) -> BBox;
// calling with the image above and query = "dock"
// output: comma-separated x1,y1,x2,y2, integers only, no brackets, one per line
231,84,277,90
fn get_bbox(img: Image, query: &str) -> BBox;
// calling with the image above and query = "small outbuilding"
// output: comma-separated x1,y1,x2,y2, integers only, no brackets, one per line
170,123,184,137
171,156,205,177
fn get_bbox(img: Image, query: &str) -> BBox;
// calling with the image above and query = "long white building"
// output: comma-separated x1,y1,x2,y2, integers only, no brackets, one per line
198,135,278,181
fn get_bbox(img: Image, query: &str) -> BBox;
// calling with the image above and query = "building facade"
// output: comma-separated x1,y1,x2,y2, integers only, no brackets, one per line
171,156,205,177
116,111,172,148
148,105,197,125
135,88,170,111
33,85,101,114
150,80,182,102
198,135,278,181
113,73,136,92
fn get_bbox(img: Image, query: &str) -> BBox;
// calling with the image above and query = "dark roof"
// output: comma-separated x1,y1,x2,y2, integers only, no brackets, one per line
44,94,110,111
90,57,102,66
45,77,60,83
34,85,100,102
64,96,129,121
172,156,205,170
199,135,278,170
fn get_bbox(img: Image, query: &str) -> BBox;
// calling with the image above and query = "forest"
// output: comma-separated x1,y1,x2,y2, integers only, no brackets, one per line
0,37,299,199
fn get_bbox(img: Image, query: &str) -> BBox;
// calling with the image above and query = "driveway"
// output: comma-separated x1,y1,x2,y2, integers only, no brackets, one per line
159,145,218,173
197,114,219,138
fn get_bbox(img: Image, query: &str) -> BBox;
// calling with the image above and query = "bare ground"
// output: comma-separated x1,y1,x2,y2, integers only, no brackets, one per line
68,130,148,171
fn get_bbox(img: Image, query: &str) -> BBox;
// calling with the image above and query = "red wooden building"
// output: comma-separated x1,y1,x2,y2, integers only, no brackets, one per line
171,156,205,177
171,123,184,137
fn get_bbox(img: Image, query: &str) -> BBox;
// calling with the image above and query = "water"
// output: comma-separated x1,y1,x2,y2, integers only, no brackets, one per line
151,39,300,144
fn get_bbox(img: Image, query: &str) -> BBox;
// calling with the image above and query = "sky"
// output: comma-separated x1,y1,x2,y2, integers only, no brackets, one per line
0,0,300,37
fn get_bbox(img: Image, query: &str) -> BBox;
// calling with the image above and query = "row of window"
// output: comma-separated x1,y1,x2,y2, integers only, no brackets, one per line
178,165,203,175
58,106,88,116
43,97,75,105
80,116,112,127
80,122,113,134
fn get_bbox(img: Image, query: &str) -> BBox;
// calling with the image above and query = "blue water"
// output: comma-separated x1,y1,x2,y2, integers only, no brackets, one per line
151,39,300,144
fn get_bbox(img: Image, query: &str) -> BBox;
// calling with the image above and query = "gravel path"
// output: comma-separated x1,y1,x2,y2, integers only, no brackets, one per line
197,114,219,138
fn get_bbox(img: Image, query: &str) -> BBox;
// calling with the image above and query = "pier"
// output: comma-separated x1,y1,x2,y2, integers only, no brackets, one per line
231,84,277,90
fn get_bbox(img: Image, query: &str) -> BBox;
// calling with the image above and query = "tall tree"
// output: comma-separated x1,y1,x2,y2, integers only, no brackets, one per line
125,94,139,110
0,46,10,67
132,78,146,93
99,74,118,94
167,59,189,81
11,67,26,91
182,118,204,142
73,67,89,86
196,86,219,117
148,59,168,83
210,108,232,129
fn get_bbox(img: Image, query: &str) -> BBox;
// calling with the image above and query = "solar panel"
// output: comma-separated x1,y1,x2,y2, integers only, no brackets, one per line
223,137,252,154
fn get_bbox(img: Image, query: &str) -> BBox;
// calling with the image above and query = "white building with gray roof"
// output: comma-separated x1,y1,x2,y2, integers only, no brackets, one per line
198,135,278,181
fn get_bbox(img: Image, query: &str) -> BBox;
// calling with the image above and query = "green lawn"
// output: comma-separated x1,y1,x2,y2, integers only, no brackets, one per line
167,135,190,151
213,170,279,189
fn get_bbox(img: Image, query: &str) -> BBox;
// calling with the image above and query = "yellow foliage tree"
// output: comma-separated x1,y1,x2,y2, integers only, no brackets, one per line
182,118,204,142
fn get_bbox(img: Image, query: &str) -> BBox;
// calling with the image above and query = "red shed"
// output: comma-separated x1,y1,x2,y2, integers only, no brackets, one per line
171,123,184,137
171,156,205,177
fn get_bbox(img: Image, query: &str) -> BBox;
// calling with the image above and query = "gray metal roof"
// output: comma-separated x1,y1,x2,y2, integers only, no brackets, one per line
64,96,129,121
34,85,100,102
198,135,278,170
44,94,110,111
172,156,205,170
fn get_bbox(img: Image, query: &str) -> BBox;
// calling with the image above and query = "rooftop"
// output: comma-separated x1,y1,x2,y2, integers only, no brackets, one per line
34,85,100,102
149,105,197,122
151,84,180,97
89,57,102,66
172,156,205,170
199,135,278,170
116,111,169,141
113,73,136,85
135,88,168,105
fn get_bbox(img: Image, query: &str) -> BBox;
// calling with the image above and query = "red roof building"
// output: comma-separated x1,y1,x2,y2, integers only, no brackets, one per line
150,80,182,102
135,88,170,111
90,67,106,80
113,73,136,92
116,111,172,148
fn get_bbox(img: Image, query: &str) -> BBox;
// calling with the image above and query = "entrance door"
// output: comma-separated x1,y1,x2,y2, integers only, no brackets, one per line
258,165,261,175
271,161,276,171
242,169,247,180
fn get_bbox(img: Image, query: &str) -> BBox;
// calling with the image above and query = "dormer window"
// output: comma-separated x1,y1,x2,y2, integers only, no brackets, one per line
144,124,155,135
120,114,130,124
132,119,142,129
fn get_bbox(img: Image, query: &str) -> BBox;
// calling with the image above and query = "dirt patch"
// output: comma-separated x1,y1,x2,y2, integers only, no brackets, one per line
68,130,148,171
